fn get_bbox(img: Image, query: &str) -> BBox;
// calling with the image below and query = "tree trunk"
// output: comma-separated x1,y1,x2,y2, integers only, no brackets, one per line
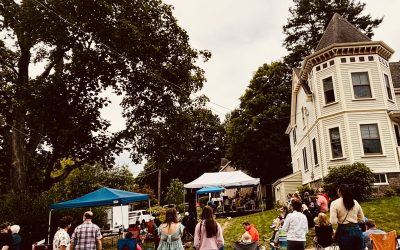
10,47,30,192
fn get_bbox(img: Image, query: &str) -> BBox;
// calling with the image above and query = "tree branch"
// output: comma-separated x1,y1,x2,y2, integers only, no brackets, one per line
37,47,69,80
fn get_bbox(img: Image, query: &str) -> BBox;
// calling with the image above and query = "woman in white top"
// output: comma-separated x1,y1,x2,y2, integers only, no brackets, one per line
330,184,365,250
281,199,308,250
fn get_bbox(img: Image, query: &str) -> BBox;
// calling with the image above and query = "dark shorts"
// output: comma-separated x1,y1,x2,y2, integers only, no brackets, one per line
287,240,305,250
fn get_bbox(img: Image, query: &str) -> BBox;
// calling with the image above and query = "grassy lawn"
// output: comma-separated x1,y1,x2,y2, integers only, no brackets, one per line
220,196,400,249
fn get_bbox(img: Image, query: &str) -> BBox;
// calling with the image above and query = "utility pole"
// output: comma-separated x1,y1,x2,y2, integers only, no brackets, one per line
158,169,161,205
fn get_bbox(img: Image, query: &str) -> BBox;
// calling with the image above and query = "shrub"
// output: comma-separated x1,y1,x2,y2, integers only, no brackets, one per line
323,162,374,201
384,188,396,197
297,185,315,197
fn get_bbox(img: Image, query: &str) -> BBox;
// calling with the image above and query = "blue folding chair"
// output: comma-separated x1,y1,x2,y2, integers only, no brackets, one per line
118,238,137,250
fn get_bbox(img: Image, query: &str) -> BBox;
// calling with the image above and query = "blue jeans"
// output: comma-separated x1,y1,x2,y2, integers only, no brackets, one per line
336,224,363,250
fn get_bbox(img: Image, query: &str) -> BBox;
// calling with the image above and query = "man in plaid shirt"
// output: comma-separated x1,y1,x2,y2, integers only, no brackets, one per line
71,211,102,250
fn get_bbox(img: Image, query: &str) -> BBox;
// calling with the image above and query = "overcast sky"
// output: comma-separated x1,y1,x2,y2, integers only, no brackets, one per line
110,0,400,174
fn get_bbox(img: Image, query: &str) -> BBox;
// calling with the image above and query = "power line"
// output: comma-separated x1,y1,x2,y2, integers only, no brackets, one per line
31,0,233,115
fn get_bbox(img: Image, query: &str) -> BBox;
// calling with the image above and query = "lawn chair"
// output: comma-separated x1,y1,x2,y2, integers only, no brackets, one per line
370,230,397,250
117,238,137,250
269,231,287,250
312,238,338,250
233,241,259,250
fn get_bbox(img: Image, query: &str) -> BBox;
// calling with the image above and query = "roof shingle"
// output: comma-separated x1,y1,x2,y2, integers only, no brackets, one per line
315,13,371,52
390,62,400,88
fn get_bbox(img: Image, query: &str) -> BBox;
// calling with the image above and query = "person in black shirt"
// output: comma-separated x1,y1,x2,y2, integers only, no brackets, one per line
0,222,13,250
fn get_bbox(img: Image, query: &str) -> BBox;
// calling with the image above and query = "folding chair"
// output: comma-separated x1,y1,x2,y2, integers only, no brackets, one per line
269,231,287,250
117,238,137,250
370,230,397,250
233,241,259,250
312,238,338,250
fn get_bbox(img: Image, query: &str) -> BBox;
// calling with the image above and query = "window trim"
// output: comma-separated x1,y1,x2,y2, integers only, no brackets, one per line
328,125,344,160
350,71,373,100
358,122,384,156
312,138,319,166
322,75,336,105
373,173,388,185
384,74,393,101
394,124,400,146
302,147,309,172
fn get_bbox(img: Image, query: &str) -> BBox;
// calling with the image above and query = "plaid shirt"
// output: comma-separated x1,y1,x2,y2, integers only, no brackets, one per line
71,221,102,250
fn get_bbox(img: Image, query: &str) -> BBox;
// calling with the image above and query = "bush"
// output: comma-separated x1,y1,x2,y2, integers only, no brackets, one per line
297,185,315,197
323,162,374,201
384,188,396,197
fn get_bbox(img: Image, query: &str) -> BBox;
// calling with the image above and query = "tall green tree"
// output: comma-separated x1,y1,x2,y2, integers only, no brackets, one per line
164,178,184,206
0,0,209,193
136,101,226,197
225,61,292,185
283,0,383,67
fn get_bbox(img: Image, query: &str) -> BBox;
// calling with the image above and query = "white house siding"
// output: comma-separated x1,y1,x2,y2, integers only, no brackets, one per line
346,112,400,173
395,94,400,108
379,60,398,110
314,64,343,118
320,115,352,177
339,58,386,111
273,171,302,205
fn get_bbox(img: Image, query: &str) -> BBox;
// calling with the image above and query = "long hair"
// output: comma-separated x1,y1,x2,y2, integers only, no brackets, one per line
201,206,218,238
338,184,355,211
164,208,178,226
317,213,330,226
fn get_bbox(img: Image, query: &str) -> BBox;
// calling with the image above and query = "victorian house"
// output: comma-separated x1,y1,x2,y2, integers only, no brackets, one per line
274,13,400,204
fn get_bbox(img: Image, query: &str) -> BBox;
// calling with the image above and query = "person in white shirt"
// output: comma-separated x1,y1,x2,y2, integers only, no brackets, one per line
53,216,73,250
281,199,308,250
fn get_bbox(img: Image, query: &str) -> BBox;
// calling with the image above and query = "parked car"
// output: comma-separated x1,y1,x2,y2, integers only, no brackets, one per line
128,209,152,224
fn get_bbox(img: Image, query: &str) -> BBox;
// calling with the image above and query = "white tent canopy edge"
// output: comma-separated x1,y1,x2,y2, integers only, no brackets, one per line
184,170,260,189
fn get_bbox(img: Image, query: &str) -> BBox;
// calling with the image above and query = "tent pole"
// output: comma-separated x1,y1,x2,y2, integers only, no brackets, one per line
148,199,151,213
259,183,264,211
183,188,185,212
47,209,53,244
120,203,124,231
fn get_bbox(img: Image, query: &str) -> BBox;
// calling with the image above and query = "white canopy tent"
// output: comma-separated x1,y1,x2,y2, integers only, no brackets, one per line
184,171,263,212
184,170,260,188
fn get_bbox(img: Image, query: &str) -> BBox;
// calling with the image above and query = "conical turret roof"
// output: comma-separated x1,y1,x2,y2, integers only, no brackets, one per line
315,13,371,51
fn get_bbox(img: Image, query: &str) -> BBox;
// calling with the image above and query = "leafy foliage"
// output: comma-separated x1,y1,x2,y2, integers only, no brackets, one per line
136,104,225,197
164,178,184,206
283,0,383,67
0,0,209,192
323,162,375,201
0,163,144,247
225,62,292,184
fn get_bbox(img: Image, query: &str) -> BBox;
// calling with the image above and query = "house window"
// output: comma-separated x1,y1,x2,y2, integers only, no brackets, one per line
394,124,400,146
312,138,318,165
301,107,306,128
323,76,335,104
368,56,374,61
341,58,346,63
360,124,382,154
384,74,393,100
350,57,355,62
359,57,365,62
293,128,297,145
302,147,308,171
374,173,388,185
352,72,372,98
329,127,343,158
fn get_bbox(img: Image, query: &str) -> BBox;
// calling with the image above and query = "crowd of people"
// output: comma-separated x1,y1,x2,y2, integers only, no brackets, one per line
267,184,389,250
2,185,392,250
0,222,21,250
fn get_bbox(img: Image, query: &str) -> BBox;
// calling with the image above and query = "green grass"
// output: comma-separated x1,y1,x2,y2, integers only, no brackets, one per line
220,196,400,249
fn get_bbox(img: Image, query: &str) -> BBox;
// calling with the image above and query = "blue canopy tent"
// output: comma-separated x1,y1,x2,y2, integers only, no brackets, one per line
48,187,150,243
50,187,149,209
196,186,225,195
